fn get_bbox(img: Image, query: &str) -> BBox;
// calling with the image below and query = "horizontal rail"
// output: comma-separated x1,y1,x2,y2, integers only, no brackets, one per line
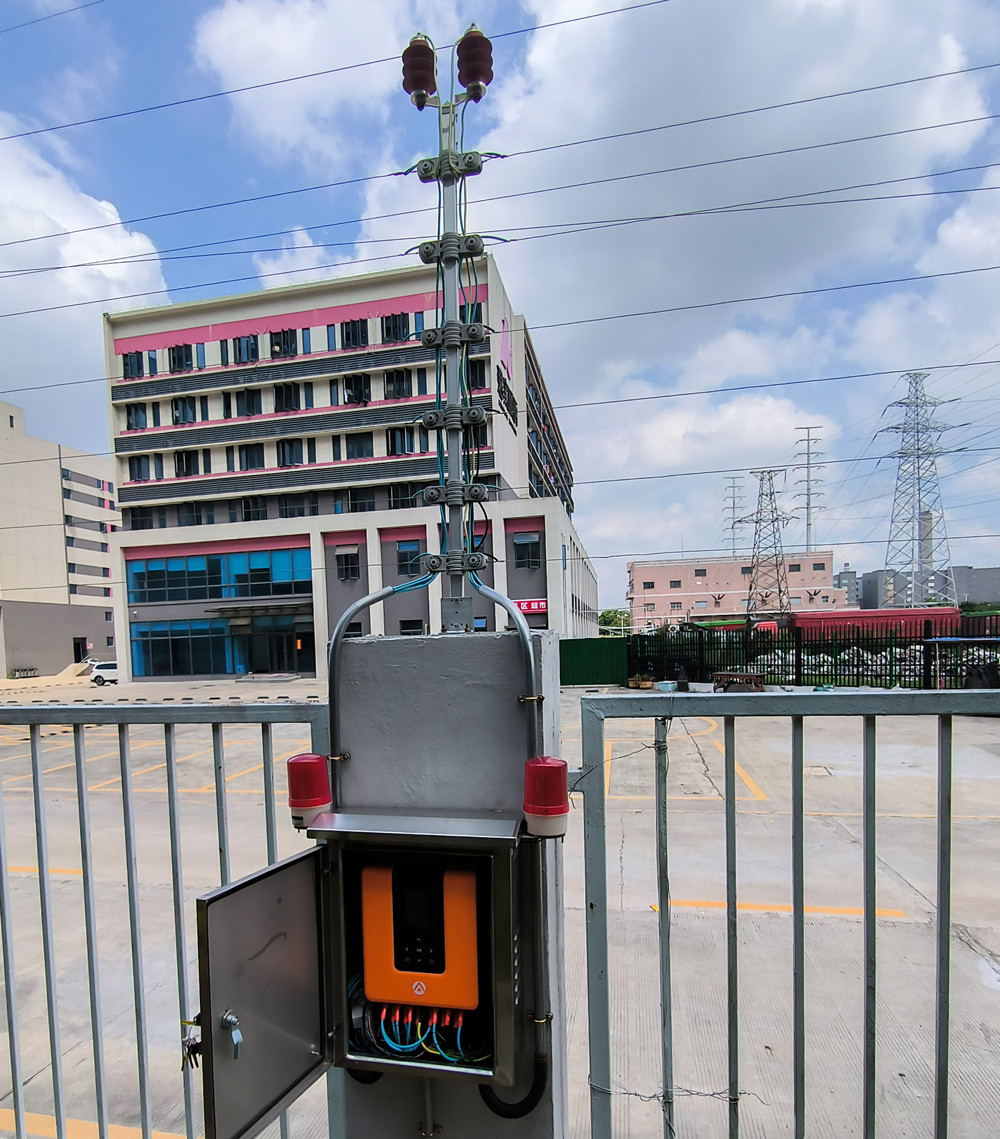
0,703,328,726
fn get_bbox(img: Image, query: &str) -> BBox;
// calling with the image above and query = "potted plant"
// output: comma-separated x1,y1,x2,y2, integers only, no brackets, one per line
634,673,654,689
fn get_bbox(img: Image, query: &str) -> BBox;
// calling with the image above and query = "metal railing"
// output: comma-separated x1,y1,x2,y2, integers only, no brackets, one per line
573,689,999,1139
0,701,345,1139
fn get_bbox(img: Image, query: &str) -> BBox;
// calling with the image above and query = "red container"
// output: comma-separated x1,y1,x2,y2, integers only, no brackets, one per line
523,755,569,837
287,752,331,829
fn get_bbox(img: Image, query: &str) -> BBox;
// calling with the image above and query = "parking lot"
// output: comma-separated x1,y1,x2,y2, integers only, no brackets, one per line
0,676,996,1136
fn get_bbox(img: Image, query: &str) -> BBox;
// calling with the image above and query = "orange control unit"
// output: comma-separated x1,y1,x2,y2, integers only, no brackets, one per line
361,864,478,1010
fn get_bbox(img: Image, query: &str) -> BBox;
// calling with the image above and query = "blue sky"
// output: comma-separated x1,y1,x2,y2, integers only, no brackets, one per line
2,0,1000,606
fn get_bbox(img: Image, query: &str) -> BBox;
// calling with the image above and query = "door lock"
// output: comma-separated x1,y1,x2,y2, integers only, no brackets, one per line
221,1010,243,1060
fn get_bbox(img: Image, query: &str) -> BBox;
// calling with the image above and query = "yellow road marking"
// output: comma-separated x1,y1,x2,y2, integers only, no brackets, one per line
0,1108,180,1139
7,866,81,877
710,739,767,801
665,899,905,917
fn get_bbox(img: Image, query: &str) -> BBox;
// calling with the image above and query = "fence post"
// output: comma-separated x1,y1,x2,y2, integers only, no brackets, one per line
697,627,706,681
922,619,934,689
793,627,803,687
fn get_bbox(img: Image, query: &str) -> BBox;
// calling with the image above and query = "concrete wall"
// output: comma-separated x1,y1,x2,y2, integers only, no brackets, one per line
335,631,566,1138
0,600,114,675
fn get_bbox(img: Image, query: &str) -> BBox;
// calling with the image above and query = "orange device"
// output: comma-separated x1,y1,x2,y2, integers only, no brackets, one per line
361,863,478,1010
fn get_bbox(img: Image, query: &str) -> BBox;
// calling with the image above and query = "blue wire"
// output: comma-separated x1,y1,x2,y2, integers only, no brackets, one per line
456,1026,465,1059
405,1020,411,1045
432,1023,461,1063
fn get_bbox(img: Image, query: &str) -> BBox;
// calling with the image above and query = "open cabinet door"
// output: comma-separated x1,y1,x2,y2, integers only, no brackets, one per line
197,846,330,1139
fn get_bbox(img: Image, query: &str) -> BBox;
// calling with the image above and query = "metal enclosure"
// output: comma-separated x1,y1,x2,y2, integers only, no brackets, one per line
197,810,528,1139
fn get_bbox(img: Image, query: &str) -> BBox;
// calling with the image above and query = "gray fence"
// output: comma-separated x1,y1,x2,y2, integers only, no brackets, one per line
574,689,999,1139
0,701,344,1139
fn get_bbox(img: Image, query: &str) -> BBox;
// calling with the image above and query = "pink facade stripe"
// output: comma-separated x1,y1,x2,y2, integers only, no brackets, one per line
124,534,309,560
503,516,544,534
379,525,426,543
322,530,367,547
112,285,489,354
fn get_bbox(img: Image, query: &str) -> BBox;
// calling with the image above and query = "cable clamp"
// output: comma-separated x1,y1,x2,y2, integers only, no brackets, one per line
418,233,484,264
518,694,544,704
416,151,483,182
531,1012,553,1025
421,321,486,348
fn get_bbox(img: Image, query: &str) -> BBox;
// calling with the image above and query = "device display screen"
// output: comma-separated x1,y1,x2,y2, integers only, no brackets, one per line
392,865,446,974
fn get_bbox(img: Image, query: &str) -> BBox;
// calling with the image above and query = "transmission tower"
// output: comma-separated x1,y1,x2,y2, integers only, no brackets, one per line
794,425,824,552
881,372,958,607
724,477,745,556
743,469,792,620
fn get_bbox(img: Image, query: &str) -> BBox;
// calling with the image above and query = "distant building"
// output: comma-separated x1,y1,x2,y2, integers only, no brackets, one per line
833,564,860,607
860,567,970,608
626,551,846,628
952,566,1000,606
104,258,597,680
0,401,119,675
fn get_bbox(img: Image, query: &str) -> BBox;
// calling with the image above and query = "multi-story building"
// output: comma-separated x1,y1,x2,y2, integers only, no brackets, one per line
0,400,119,675
627,551,846,627
104,257,597,680
833,564,860,607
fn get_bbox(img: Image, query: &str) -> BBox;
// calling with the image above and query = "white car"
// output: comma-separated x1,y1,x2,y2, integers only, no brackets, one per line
89,661,119,686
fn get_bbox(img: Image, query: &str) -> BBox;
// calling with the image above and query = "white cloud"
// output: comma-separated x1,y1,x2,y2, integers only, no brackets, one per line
0,114,166,451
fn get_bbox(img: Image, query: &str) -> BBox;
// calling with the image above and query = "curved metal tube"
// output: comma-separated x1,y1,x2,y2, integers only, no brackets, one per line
469,576,539,758
326,586,395,807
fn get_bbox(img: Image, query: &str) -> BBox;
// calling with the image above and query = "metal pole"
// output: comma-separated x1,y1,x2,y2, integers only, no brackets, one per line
791,716,805,1139
654,718,675,1138
724,716,739,1139
862,715,877,1139
0,742,26,1139
934,714,953,1138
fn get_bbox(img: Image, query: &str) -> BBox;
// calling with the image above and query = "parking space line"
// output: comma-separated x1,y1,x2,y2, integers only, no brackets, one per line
0,1107,181,1139
711,739,767,800
7,865,81,877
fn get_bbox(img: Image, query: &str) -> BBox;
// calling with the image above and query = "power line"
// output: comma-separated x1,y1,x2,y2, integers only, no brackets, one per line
0,0,677,146
0,0,110,35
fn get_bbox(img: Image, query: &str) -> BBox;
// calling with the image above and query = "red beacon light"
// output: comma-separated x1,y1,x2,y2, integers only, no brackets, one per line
456,25,493,102
287,752,332,829
401,34,437,110
523,755,569,838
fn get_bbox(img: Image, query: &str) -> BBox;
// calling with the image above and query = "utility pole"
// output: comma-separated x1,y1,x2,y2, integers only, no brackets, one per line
724,476,744,557
880,372,958,607
794,425,823,553
743,469,792,621
402,30,493,630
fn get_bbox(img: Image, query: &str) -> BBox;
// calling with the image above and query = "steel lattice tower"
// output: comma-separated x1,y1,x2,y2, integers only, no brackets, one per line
745,469,791,620
882,372,958,607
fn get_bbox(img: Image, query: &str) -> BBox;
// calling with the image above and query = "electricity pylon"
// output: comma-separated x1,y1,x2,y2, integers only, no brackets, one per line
794,425,824,552
881,372,958,607
744,469,792,620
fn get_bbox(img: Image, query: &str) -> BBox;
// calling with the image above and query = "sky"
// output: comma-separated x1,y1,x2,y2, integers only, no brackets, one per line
2,0,1000,608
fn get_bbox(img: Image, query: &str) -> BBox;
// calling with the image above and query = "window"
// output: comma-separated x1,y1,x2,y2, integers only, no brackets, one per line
274,382,300,412
235,388,262,417
153,453,163,479
513,532,541,570
168,344,193,373
336,551,360,580
348,487,375,513
389,482,417,509
276,438,303,467
344,621,363,638
278,492,318,518
307,438,316,463
386,426,414,456
125,403,147,430
301,328,311,354
128,455,150,481
821,594,829,602
177,502,204,526
343,374,371,404
171,397,197,425
788,563,801,573
239,443,265,471
669,602,683,611
399,619,424,636
346,432,374,459
303,381,314,409
151,403,160,427
468,359,487,389
147,350,157,377
644,603,656,612
384,369,411,399
127,548,311,607
202,449,212,474
741,566,752,575
327,325,337,351
106,636,115,648
199,396,209,421
694,600,707,609
694,568,706,577
669,580,681,589
219,339,229,366
195,343,206,369
239,496,267,521
122,351,143,379
174,450,199,477
416,368,427,395
105,611,113,622
126,507,155,530
813,562,826,571
270,329,298,358
233,335,259,364
381,313,409,343
341,319,368,349
396,539,421,577
331,436,341,461
642,581,654,590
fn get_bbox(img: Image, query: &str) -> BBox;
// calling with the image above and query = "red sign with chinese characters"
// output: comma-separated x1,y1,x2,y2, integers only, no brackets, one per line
515,598,547,613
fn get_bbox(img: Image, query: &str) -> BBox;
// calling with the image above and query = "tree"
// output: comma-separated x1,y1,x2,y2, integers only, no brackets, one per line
598,609,630,635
